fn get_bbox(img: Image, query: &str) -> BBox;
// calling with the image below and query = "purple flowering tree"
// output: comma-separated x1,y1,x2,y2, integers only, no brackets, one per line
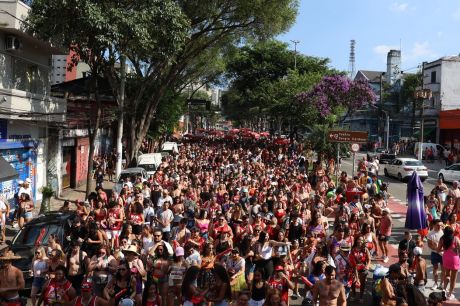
296,75,376,119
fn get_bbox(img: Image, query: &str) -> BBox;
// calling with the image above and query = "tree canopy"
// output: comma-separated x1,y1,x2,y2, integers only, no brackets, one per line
221,40,332,129
28,0,299,163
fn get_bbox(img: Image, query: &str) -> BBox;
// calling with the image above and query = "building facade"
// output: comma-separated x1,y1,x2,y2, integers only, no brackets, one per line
423,56,460,149
0,0,67,202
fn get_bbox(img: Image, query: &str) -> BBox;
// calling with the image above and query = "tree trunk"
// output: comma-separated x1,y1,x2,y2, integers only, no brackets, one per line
85,77,102,198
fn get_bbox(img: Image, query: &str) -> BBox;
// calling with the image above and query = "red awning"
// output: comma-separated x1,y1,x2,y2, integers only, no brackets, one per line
439,109,460,129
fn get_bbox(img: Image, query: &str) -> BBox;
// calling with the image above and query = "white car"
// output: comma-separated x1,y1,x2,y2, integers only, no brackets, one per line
438,163,460,183
383,158,428,182
113,167,148,194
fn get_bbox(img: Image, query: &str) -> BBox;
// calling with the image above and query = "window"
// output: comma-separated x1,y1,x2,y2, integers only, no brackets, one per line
405,160,423,166
430,71,436,83
12,57,49,95
13,224,61,246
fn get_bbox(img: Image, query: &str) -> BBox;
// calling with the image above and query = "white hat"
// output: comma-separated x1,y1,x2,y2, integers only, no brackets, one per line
382,208,391,214
25,178,32,184
413,246,422,256
17,180,23,185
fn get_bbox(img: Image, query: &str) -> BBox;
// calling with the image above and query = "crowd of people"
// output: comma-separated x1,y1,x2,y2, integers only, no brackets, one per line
1,137,460,306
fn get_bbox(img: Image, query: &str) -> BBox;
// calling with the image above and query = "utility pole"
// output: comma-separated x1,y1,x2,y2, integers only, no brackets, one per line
379,72,385,148
414,62,431,160
291,40,300,70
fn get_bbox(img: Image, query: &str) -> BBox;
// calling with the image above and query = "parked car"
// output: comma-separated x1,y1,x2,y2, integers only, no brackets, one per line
113,167,148,193
383,158,428,182
378,153,397,164
367,147,387,161
9,211,76,293
438,163,460,183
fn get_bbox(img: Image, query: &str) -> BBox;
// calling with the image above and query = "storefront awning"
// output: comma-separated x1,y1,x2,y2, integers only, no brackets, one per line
439,109,460,129
0,156,18,182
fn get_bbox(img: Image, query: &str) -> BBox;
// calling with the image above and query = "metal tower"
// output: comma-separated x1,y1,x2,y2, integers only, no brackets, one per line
348,40,356,79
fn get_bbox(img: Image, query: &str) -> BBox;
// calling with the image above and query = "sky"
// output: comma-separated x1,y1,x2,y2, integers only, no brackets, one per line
278,0,460,74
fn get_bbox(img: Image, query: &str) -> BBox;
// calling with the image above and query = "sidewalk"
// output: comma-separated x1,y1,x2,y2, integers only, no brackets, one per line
49,178,115,211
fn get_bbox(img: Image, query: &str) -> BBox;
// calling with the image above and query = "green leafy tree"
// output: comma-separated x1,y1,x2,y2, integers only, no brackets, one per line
222,40,331,129
400,72,422,131
28,0,298,164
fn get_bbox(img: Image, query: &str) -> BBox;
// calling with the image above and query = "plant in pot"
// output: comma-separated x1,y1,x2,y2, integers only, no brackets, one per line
39,185,54,214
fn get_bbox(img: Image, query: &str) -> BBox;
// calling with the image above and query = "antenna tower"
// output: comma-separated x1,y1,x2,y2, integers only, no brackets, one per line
348,40,356,79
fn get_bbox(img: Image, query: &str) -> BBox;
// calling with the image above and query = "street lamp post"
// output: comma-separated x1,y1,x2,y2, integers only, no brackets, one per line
381,109,390,152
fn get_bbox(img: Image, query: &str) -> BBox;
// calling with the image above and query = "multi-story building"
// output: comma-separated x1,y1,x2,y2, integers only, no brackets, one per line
0,0,67,203
347,49,414,148
423,56,460,149
50,51,91,85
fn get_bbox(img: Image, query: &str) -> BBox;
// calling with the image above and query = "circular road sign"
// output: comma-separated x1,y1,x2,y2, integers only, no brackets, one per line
351,143,360,152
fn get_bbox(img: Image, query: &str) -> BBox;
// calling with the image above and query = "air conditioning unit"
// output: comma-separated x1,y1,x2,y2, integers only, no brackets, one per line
5,36,21,51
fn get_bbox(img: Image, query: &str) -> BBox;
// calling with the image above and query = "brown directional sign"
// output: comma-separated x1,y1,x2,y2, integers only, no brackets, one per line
327,130,368,143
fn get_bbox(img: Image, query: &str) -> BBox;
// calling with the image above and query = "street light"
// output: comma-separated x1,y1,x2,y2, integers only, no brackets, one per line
381,109,390,152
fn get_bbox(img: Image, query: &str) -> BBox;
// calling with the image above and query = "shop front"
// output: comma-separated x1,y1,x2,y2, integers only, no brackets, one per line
439,109,460,151
61,136,90,189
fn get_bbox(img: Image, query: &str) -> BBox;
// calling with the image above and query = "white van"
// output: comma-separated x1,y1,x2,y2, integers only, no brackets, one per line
137,153,163,175
161,142,179,155
414,142,446,159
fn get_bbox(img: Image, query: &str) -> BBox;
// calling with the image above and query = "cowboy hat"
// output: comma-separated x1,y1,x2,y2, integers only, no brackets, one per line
0,250,21,261
121,245,140,256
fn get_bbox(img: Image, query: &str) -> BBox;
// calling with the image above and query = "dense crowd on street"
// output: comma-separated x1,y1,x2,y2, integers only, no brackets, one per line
1,137,460,306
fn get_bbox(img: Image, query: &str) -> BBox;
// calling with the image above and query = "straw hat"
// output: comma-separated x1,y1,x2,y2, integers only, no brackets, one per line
121,245,140,256
0,250,21,261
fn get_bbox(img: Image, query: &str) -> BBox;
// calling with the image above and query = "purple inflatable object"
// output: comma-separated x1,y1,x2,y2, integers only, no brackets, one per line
405,171,427,230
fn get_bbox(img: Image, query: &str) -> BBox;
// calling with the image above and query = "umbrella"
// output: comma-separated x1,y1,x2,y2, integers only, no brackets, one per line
405,171,427,230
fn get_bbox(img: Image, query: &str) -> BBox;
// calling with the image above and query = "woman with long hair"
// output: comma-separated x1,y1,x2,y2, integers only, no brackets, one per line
438,226,460,300
86,221,104,257
18,193,33,228
142,282,162,306
129,201,145,237
248,269,268,306
198,243,216,290
195,209,210,239
147,244,170,305
208,265,232,306
253,232,290,280
46,234,62,254
31,246,48,306
87,245,117,297
104,261,136,306
46,249,65,279
181,266,209,306
349,235,371,303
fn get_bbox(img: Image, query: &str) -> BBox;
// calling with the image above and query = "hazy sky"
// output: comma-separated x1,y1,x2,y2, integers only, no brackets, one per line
278,0,460,73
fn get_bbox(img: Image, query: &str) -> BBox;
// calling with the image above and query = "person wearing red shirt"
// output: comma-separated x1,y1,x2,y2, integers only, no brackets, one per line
267,266,295,304
348,236,371,303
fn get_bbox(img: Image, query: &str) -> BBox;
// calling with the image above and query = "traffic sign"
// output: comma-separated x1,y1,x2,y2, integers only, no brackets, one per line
351,143,360,152
327,130,368,143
